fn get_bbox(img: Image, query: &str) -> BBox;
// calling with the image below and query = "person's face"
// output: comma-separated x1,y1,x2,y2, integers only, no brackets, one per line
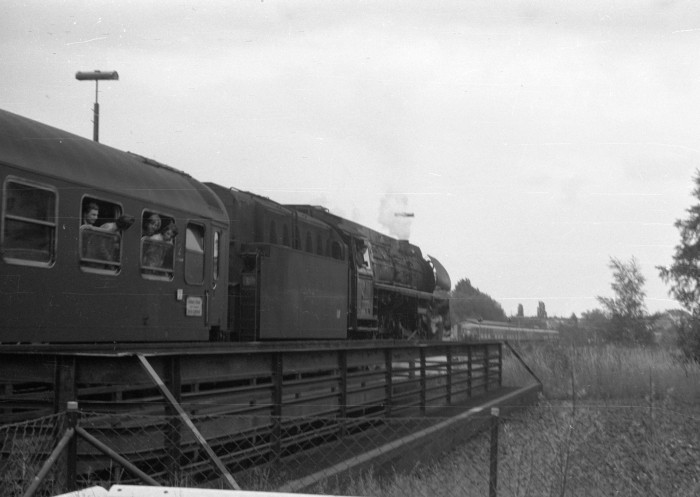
163,227,175,241
85,209,98,225
146,216,161,234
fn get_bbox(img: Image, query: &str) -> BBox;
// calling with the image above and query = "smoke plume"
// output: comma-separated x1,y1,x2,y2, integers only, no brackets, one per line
378,194,413,240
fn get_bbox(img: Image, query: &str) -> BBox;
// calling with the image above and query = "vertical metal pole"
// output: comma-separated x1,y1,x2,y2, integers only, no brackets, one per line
489,407,500,497
165,357,182,475
65,401,79,492
467,346,472,398
446,347,452,405
93,80,100,142
384,348,393,417
484,344,490,391
54,356,77,414
419,347,426,415
498,342,503,387
272,352,283,461
338,350,347,438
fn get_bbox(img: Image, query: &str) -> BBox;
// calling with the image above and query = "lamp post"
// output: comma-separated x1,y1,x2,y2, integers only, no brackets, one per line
75,70,119,142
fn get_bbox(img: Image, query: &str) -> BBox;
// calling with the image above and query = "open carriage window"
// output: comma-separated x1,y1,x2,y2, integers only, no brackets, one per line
80,197,128,273
2,178,57,267
185,223,205,284
213,230,220,282
141,211,177,280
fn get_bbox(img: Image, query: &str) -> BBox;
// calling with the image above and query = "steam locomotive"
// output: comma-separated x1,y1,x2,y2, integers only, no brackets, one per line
0,109,451,343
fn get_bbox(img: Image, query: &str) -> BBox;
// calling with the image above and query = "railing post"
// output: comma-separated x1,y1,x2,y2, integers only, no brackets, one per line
54,356,77,414
65,401,79,492
384,348,393,417
419,347,426,415
484,344,490,392
498,342,503,387
489,407,500,497
467,346,473,398
54,357,77,494
446,346,452,405
165,356,183,477
338,350,347,438
272,352,283,461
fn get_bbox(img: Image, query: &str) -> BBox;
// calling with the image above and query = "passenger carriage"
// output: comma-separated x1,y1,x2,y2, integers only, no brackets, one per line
0,109,228,342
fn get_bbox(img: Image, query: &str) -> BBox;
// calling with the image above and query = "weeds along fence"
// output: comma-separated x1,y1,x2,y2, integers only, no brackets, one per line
3,400,700,497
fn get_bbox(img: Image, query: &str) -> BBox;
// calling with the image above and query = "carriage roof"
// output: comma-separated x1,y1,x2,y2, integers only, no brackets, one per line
0,109,226,221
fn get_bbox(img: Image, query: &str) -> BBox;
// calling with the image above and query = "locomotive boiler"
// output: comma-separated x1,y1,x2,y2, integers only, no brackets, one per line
0,108,451,343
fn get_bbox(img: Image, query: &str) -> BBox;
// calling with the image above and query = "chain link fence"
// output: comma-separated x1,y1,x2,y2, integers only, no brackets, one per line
2,401,700,497
0,413,68,496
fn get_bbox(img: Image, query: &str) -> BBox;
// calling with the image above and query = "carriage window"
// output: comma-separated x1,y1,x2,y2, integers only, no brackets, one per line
316,233,323,256
269,221,277,244
185,223,205,284
282,224,290,247
140,211,176,280
293,227,301,250
331,241,343,260
80,197,127,273
213,230,220,282
305,232,313,253
2,180,57,266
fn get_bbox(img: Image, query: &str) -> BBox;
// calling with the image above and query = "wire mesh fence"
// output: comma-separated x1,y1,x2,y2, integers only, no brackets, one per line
0,413,68,497
2,401,700,497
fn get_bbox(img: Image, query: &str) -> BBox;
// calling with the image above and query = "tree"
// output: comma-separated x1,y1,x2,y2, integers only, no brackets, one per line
517,303,524,317
658,170,700,359
537,301,547,319
597,256,654,344
450,278,507,323
658,170,700,317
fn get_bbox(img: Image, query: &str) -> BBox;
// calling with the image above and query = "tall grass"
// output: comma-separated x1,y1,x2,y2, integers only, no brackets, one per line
503,342,700,405
329,343,700,496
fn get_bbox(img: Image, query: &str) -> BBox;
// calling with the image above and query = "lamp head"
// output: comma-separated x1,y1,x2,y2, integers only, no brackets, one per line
75,70,119,81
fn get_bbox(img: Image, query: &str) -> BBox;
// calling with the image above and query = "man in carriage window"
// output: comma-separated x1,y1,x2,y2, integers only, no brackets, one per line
80,201,132,265
81,202,100,228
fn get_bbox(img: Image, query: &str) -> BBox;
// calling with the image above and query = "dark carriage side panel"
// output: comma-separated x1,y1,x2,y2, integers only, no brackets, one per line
258,246,348,340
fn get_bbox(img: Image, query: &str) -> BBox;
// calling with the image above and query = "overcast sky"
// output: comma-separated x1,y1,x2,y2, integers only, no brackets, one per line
3,1,699,317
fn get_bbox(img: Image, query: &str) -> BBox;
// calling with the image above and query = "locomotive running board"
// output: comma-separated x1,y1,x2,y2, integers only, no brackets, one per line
135,354,241,491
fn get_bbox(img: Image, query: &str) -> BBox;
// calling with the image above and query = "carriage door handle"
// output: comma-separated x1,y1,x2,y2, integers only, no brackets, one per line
204,290,210,326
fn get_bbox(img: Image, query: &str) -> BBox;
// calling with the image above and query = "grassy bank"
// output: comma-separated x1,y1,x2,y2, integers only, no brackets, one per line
503,342,700,405
319,343,700,496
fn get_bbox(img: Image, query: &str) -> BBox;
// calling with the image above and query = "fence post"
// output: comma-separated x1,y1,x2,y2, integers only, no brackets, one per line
446,347,452,405
497,342,503,387
419,347,426,415
65,401,79,492
338,350,347,438
165,356,183,478
484,344,490,392
272,352,283,462
384,348,393,417
467,346,472,398
489,407,499,497
54,356,76,414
